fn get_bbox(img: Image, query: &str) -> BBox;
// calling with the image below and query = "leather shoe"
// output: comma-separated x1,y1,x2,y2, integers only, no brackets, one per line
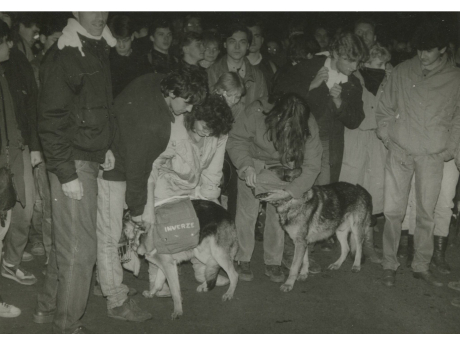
382,269,396,287
413,270,443,287
33,308,56,324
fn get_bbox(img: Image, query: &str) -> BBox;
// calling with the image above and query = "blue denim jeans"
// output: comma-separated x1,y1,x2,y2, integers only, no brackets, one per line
36,160,99,333
96,177,129,309
29,162,52,257
382,143,443,273
4,147,34,266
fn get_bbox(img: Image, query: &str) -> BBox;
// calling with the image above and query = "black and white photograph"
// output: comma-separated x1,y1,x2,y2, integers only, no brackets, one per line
1,3,460,334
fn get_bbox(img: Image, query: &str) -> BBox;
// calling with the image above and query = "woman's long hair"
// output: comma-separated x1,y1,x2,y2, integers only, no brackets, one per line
264,93,311,169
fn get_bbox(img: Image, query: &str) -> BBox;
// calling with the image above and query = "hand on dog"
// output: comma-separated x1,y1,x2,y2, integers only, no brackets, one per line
260,189,291,202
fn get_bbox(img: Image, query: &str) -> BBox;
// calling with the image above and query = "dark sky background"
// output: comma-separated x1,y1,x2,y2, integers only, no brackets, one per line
41,11,460,46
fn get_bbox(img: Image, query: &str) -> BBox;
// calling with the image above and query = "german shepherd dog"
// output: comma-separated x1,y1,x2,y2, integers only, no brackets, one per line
123,199,239,319
257,182,372,292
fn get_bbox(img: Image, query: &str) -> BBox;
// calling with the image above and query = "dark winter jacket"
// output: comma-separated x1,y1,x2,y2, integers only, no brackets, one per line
147,48,179,75
1,46,40,152
38,34,115,184
273,55,365,182
109,48,150,98
103,73,173,217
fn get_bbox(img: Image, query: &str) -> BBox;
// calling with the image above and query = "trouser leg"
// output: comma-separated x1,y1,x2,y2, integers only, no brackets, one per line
4,147,34,265
37,161,99,333
411,154,443,273
234,178,259,262
263,203,284,266
96,178,129,310
433,160,459,237
382,147,414,271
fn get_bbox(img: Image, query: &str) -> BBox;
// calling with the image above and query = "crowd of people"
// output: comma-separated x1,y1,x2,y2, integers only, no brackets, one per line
0,11,460,333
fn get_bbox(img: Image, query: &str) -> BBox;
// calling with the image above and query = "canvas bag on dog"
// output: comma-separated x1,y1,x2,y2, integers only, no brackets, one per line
153,198,200,254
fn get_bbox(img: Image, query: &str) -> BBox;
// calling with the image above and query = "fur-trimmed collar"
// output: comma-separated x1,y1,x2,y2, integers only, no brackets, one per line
57,18,116,57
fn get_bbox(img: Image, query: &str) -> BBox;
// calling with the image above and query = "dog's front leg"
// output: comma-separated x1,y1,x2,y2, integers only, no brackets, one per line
297,244,309,281
281,236,307,292
157,254,183,320
143,262,167,298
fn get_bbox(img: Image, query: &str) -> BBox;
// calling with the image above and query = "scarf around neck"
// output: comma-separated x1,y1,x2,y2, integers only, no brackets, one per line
360,67,386,96
57,18,116,57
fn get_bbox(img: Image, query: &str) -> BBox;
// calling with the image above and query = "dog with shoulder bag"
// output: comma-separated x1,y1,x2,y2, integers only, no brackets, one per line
123,198,239,319
257,181,372,292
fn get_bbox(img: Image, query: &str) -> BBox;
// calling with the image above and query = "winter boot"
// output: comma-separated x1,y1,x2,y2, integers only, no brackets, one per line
431,235,451,274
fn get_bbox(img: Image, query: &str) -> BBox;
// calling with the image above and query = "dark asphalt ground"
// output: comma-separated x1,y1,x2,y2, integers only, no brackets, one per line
1,217,460,334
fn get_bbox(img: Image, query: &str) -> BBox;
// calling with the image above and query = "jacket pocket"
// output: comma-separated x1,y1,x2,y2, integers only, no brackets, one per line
72,105,112,152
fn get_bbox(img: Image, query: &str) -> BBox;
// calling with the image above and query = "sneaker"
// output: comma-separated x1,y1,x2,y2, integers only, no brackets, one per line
1,263,37,285
264,265,285,283
31,242,45,256
0,302,21,318
107,298,152,322
235,261,253,281
22,251,34,262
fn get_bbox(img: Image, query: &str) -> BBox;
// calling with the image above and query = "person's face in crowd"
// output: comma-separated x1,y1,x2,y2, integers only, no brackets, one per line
314,28,329,50
184,39,205,64
0,13,12,28
115,35,133,56
184,17,202,34
151,27,172,53
19,23,40,47
333,52,359,75
267,41,280,56
222,90,242,107
0,36,13,63
40,31,62,52
354,23,376,49
204,41,219,63
248,25,263,54
417,47,447,70
365,57,386,70
73,12,109,37
225,31,249,61
168,93,194,115
193,120,212,137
